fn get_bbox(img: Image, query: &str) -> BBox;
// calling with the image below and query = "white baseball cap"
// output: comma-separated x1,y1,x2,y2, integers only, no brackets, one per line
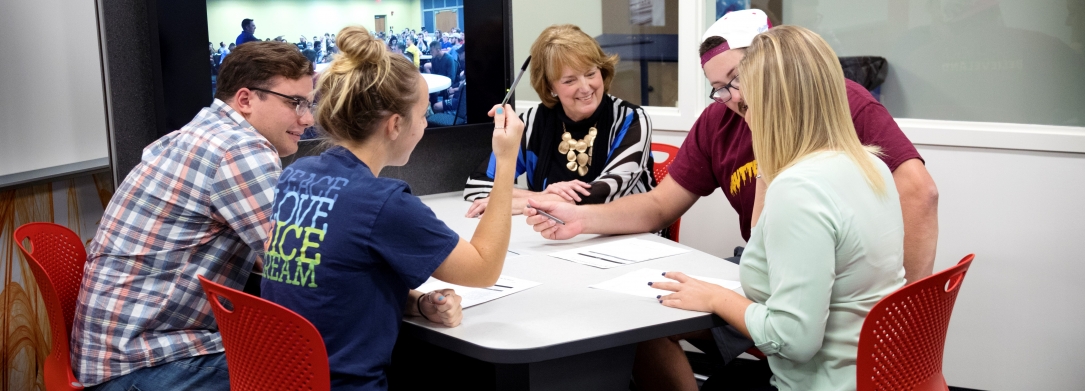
700,9,772,66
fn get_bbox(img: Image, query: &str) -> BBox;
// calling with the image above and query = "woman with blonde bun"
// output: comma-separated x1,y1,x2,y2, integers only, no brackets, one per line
260,25,524,391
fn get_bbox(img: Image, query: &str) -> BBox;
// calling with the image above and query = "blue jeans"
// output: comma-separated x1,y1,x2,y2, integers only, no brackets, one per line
86,353,229,391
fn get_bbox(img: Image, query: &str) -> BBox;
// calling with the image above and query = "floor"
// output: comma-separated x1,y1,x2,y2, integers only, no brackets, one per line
685,352,988,391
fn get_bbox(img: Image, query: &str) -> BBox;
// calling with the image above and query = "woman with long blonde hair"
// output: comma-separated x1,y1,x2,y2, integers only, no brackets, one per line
651,25,906,391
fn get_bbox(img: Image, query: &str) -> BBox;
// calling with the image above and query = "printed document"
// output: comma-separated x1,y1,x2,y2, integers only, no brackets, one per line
590,268,742,299
550,237,690,269
416,275,541,308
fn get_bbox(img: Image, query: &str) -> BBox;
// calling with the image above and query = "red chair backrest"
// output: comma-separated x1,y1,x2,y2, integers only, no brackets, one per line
650,143,681,242
198,275,330,391
650,143,679,183
856,254,975,391
14,222,88,391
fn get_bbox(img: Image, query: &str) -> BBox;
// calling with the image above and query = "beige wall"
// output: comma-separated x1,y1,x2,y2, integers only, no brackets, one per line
207,0,422,46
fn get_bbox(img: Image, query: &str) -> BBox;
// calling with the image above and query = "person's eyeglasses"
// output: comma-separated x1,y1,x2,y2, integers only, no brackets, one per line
709,76,741,104
248,87,316,117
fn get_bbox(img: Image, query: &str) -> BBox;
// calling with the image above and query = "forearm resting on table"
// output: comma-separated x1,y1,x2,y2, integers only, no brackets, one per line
512,187,539,198
514,193,568,211
582,176,697,235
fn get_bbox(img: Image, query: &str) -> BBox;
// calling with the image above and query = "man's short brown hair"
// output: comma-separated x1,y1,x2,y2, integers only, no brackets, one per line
215,41,313,102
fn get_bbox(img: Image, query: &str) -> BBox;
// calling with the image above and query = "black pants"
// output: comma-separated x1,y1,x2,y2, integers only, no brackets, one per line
700,358,776,391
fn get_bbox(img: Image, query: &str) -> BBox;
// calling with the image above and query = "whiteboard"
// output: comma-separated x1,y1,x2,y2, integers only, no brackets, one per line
0,0,109,187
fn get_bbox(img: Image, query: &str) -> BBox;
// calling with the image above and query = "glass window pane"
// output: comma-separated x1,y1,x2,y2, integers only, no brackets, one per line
512,0,680,108
778,0,1085,127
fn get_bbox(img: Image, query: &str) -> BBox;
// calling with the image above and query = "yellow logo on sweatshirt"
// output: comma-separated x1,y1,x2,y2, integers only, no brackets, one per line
729,160,758,196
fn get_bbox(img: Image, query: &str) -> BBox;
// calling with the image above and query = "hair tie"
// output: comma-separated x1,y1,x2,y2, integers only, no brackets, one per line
416,292,436,322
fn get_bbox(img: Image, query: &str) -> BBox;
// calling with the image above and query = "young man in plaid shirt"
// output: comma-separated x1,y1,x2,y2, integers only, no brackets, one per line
71,41,315,391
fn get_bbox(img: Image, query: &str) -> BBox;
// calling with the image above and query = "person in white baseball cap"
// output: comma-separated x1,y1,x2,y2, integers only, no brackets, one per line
697,8,772,119
522,13,939,389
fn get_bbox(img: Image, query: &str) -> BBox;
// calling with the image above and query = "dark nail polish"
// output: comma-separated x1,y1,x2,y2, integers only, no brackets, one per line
647,282,653,286
656,295,661,299
661,272,666,276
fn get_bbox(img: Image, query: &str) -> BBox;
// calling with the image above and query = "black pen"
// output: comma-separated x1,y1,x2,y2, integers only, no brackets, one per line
501,56,531,107
495,56,531,130
527,206,566,225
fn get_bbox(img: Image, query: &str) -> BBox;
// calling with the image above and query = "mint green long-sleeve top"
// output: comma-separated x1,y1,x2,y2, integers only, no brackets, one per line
740,151,906,391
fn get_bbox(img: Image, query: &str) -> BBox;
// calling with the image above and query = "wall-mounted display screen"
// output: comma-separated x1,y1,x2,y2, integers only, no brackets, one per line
204,0,507,135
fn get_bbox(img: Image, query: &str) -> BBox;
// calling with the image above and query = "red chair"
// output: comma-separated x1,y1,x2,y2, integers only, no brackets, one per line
197,275,330,391
650,143,681,242
856,254,975,391
13,223,87,391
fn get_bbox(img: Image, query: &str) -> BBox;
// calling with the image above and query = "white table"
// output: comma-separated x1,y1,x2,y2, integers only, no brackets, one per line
400,193,739,390
421,73,451,93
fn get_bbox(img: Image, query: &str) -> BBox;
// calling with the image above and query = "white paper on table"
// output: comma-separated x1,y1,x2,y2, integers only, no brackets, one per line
549,238,690,268
505,246,537,258
589,268,742,299
415,275,541,308
586,238,690,262
549,248,633,269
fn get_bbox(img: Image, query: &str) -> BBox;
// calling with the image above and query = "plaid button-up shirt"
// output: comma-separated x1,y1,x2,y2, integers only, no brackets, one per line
72,99,281,386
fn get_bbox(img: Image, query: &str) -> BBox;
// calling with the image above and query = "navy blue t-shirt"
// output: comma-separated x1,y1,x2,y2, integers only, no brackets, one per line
261,146,459,391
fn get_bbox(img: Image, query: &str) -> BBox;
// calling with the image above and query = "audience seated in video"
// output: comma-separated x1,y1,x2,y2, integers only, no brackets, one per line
211,16,468,133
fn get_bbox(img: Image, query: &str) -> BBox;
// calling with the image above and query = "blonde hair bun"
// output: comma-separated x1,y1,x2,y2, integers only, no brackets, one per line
335,26,387,67
315,25,422,145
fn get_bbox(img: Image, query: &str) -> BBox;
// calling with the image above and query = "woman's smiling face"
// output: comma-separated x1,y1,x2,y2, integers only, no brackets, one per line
551,65,604,122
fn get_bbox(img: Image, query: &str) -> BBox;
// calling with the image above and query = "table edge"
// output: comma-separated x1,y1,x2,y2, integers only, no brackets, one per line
400,314,727,364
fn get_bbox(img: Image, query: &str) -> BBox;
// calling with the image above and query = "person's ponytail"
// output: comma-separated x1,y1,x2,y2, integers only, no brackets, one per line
316,26,422,144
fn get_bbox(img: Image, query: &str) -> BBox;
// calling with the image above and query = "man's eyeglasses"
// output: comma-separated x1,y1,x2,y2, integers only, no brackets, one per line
248,87,316,117
709,76,740,104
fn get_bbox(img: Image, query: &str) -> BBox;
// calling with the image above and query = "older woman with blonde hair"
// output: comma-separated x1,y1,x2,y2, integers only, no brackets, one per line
463,24,655,216
650,25,906,391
